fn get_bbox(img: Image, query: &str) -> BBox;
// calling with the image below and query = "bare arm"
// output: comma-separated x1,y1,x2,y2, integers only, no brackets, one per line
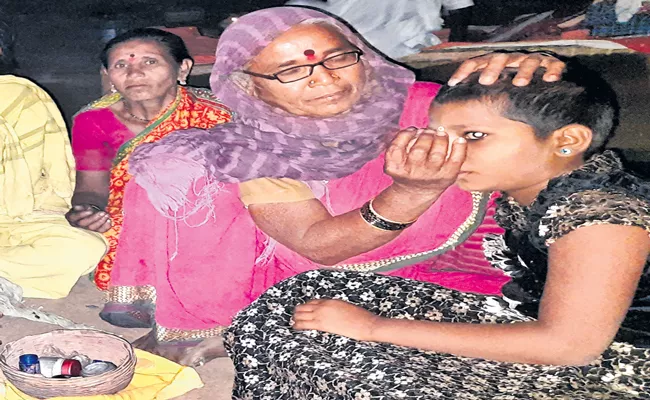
294,224,650,365
250,129,466,265
66,170,112,232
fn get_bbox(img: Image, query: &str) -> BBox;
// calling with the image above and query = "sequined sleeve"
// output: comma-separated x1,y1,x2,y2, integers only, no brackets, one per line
538,189,650,246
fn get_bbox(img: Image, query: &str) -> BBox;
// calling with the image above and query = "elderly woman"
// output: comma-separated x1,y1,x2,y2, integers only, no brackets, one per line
102,8,565,366
66,28,232,305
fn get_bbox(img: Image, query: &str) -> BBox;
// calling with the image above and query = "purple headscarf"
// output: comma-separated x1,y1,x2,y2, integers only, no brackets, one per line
129,7,415,214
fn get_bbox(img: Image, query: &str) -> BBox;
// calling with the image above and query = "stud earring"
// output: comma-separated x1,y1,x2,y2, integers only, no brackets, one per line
560,148,572,155
110,84,117,94
309,80,315,85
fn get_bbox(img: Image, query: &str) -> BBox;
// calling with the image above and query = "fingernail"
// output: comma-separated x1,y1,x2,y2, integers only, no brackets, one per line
513,78,527,86
479,75,495,85
544,74,559,82
447,78,459,86
436,129,447,137
456,137,467,144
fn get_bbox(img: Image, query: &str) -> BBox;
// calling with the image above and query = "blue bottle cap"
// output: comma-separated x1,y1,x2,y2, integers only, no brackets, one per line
19,354,39,364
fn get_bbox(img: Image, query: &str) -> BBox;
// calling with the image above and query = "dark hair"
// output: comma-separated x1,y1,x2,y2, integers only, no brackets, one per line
434,63,619,156
100,28,192,68
0,19,17,74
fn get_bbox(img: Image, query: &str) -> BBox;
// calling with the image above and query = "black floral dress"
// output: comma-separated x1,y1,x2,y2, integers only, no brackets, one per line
225,151,650,399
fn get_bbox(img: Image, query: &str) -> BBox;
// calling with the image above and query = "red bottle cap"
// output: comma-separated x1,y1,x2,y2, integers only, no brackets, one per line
61,359,82,377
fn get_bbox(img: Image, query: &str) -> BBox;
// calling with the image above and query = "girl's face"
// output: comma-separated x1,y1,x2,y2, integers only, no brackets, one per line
429,100,562,204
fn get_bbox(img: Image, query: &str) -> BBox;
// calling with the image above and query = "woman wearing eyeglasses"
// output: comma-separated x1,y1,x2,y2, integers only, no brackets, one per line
104,7,566,366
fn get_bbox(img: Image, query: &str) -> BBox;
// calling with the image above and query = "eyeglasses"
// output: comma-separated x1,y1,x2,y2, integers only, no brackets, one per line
243,50,363,84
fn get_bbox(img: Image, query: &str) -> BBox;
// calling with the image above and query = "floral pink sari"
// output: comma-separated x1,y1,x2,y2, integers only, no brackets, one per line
108,82,508,343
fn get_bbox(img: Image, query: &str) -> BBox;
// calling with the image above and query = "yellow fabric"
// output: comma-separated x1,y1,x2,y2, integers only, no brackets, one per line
0,349,204,400
0,75,107,299
239,177,315,207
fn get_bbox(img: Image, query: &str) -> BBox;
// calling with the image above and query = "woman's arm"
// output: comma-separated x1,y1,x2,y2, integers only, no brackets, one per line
294,224,650,365
249,128,466,265
66,170,112,232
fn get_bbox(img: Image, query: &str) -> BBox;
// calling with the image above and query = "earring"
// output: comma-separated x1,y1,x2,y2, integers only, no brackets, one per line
560,148,572,155
110,84,117,94
309,80,316,85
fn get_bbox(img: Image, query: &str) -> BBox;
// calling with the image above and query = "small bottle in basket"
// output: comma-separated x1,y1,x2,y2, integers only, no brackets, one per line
38,357,82,378
18,354,40,374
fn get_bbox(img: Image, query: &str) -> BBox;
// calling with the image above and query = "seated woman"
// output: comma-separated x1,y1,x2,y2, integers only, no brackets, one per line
65,28,232,305
115,7,565,366
226,65,650,398
0,23,107,299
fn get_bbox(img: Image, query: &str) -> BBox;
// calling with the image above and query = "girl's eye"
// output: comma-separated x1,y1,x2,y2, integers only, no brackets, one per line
465,131,487,140
114,62,126,69
144,59,157,65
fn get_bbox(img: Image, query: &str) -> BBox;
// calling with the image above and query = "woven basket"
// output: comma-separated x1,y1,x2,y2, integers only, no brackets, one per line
0,329,136,399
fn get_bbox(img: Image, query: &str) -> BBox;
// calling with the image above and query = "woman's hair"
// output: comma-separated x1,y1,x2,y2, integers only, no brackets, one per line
434,62,619,156
0,19,17,74
100,28,192,68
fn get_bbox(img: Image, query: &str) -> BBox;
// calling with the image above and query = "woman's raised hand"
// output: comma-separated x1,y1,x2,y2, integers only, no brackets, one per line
385,128,466,196
66,204,112,233
449,52,566,87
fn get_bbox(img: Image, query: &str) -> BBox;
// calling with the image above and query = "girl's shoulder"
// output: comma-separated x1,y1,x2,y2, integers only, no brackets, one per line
533,151,650,246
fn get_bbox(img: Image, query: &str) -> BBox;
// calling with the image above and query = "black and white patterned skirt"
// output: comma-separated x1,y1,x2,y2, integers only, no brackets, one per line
224,270,650,399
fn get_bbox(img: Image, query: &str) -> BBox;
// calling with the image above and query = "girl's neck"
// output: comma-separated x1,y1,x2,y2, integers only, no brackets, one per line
506,158,585,206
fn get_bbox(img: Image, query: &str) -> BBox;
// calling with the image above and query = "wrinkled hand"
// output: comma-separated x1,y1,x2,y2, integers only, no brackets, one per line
66,204,112,233
385,128,466,196
293,299,381,341
449,52,566,86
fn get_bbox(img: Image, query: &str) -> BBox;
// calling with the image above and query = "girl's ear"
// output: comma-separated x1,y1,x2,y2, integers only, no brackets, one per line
551,124,593,158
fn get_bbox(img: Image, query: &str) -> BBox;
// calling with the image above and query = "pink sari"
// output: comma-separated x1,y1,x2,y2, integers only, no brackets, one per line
108,82,508,343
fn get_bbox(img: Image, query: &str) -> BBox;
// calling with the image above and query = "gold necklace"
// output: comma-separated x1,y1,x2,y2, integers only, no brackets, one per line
122,100,151,123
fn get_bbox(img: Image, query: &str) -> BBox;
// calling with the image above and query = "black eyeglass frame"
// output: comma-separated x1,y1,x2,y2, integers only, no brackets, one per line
242,50,364,83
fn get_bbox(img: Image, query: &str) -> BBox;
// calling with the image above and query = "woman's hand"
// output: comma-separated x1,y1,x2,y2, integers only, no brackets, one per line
449,52,566,86
385,128,466,196
66,204,112,233
293,299,381,341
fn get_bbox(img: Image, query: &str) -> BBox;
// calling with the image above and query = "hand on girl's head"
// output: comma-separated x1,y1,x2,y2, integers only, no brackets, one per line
292,299,380,341
384,127,466,195
448,52,566,87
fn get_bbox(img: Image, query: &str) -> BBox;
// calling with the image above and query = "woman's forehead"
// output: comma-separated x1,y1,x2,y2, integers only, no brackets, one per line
251,24,354,69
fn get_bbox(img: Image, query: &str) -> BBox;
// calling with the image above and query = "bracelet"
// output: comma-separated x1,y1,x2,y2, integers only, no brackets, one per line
87,204,104,212
359,200,417,231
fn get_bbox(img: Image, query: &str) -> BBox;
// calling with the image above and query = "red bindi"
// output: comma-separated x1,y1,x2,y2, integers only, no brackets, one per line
304,49,316,60
129,54,135,58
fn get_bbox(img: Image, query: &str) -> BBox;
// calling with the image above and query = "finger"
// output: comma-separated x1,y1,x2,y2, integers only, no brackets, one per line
405,133,435,166
66,210,94,224
512,56,543,86
86,215,111,232
78,212,107,229
478,53,512,85
293,311,316,322
541,60,566,82
448,58,485,86
427,129,450,165
440,137,467,177
97,220,112,233
386,129,418,169
292,320,319,331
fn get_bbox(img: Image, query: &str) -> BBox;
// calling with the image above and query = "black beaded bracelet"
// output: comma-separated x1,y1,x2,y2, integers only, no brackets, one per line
359,200,416,231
